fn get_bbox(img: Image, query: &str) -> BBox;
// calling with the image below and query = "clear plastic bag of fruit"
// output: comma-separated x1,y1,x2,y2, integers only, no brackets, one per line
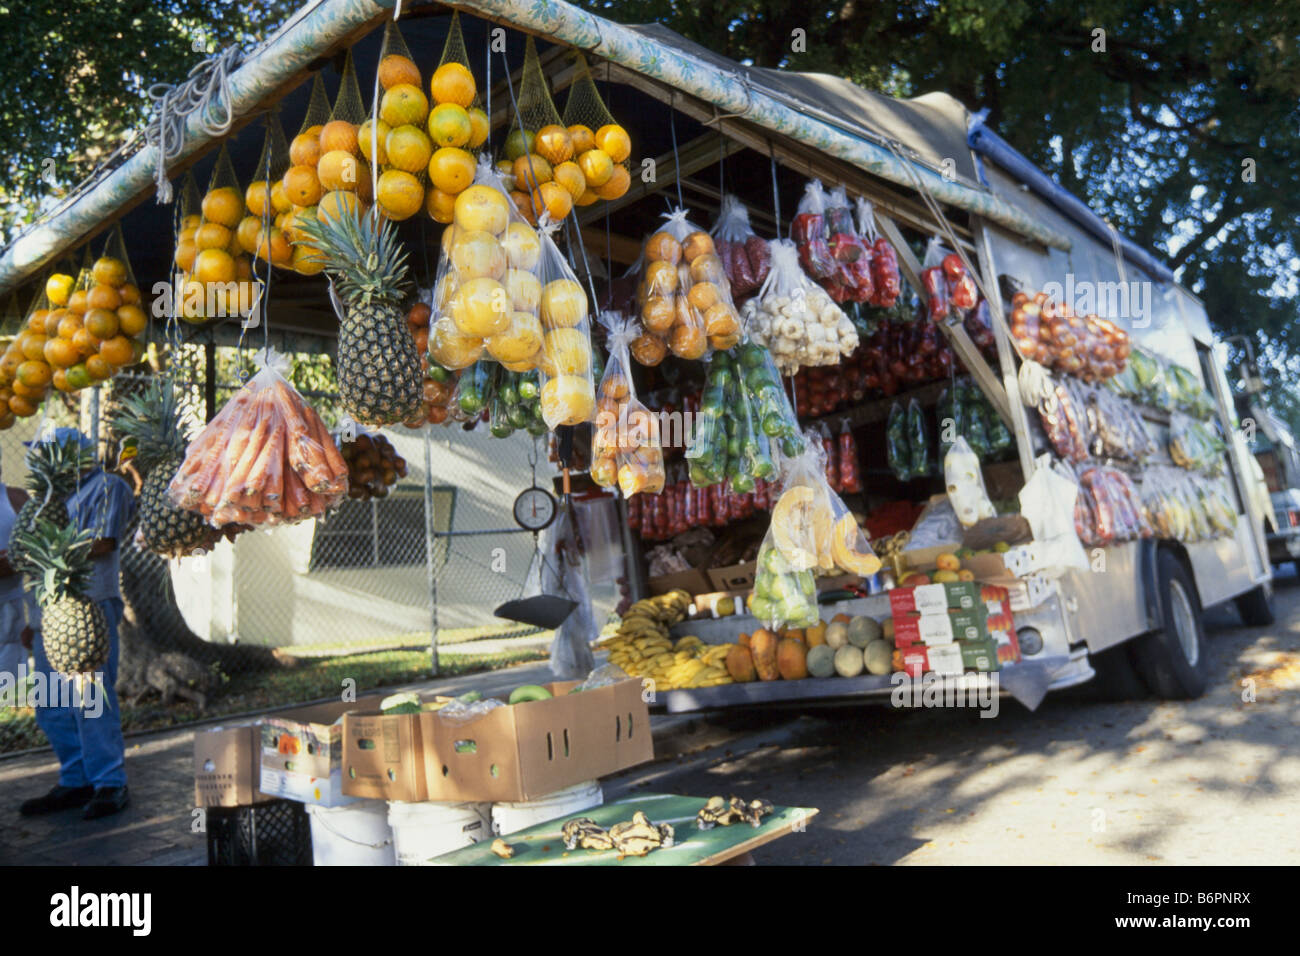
684,350,732,486
710,194,769,300
735,338,805,458
886,401,911,481
856,197,901,308
944,436,995,528
592,312,664,495
1169,412,1226,473
823,185,873,304
791,180,836,280
534,217,596,427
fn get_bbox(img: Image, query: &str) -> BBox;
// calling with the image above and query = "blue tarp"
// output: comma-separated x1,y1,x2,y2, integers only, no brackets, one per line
967,114,1175,284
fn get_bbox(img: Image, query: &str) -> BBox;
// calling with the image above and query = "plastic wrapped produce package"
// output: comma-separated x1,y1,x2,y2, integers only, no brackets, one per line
536,217,596,427
591,312,665,495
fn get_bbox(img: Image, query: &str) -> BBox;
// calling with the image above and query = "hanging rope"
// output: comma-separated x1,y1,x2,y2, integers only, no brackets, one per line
768,143,782,239
668,91,685,210
145,45,245,204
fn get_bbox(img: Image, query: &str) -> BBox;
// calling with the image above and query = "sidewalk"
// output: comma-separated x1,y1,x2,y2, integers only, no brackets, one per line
0,656,577,866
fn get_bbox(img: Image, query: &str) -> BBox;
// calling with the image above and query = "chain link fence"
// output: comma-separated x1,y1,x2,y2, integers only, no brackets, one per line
0,355,617,754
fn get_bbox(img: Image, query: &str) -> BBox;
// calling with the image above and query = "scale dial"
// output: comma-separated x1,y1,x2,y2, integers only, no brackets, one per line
513,486,557,532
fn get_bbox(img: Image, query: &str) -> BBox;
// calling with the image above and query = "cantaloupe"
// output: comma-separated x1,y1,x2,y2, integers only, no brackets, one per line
863,640,893,675
847,616,883,648
806,644,836,678
776,638,808,680
834,644,864,677
825,620,849,650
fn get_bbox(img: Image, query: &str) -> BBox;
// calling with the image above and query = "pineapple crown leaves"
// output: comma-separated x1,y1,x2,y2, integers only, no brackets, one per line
23,434,96,498
108,378,191,469
12,518,96,608
296,206,411,314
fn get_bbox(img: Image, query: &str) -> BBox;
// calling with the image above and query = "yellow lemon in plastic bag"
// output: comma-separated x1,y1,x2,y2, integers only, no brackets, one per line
450,277,509,337
502,222,541,270
543,328,590,375
540,278,587,329
454,185,509,235
505,268,541,312
541,374,595,427
429,316,485,369
486,311,543,364
451,230,506,280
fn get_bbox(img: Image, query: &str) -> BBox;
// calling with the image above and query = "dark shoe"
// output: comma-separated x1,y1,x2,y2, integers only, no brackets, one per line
20,785,94,816
83,786,130,820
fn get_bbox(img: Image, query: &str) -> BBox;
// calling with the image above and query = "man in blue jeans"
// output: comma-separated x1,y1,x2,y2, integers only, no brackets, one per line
20,428,136,821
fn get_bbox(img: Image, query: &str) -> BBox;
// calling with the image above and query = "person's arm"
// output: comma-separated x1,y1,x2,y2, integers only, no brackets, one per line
89,538,118,558
0,487,28,577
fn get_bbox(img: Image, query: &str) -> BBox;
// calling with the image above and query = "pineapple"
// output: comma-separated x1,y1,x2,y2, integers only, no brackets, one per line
296,206,423,424
109,379,213,558
10,434,96,575
15,519,109,676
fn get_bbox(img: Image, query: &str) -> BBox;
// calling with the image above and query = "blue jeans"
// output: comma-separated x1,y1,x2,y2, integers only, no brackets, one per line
31,598,127,789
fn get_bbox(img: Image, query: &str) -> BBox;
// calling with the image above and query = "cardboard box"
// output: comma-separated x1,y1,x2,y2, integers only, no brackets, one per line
894,608,987,646
194,724,268,808
647,569,713,597
926,643,965,677
258,696,383,807
342,679,653,803
707,561,757,593
888,581,981,616
959,639,1000,672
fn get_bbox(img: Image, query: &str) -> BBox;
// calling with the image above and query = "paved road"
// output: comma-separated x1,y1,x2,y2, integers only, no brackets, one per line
2,570,1296,865
606,568,1300,865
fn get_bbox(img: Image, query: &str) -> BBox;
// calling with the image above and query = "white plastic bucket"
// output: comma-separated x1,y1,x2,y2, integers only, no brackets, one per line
491,780,603,836
306,799,395,867
387,800,492,865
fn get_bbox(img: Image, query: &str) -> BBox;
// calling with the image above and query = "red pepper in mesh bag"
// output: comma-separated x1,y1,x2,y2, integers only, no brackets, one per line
839,421,861,493
745,235,771,288
870,237,901,307
793,180,837,279
950,272,978,311
921,266,949,321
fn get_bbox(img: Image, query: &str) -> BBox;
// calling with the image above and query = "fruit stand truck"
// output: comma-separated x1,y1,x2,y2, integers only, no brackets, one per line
598,30,1275,712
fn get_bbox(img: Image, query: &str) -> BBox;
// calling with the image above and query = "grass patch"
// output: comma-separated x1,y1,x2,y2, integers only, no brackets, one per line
0,644,549,756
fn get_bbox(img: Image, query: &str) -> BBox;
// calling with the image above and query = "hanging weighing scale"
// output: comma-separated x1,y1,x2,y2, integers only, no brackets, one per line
493,434,578,630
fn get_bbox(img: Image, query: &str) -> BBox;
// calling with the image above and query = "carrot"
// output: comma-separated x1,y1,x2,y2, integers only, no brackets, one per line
282,467,311,519
243,420,284,496
226,414,270,498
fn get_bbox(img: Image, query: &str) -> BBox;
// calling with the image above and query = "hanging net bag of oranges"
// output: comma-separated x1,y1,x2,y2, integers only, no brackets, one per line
315,49,371,225
368,21,434,223
283,74,332,272
426,12,489,223
561,53,633,207
243,111,294,272
178,145,257,323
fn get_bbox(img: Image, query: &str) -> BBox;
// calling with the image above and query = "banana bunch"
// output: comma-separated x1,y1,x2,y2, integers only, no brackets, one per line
603,624,737,690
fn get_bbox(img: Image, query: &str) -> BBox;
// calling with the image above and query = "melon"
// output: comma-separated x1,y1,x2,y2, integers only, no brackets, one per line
825,620,849,650
776,638,808,680
863,640,893,675
833,645,864,677
847,616,883,648
806,644,837,678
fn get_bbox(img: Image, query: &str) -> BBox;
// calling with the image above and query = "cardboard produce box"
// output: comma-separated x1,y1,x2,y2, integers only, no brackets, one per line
342,679,653,803
194,724,268,808
647,568,713,597
708,561,757,593
258,695,384,807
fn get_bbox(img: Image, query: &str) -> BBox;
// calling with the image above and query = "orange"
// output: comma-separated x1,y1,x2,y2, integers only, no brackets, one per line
174,238,198,272
512,153,552,190
502,222,541,270
92,257,128,287
425,187,456,223
427,147,475,194
540,375,595,426
84,308,120,340
511,189,539,225
270,180,293,214
27,310,50,335
11,379,45,399
449,277,509,337
427,103,471,149
292,244,326,275
255,228,293,266
201,187,243,228
450,230,506,280
467,108,489,148
235,256,254,281
376,170,424,221
289,132,321,167
386,125,433,173
575,188,599,207
99,335,135,367
7,394,37,417
577,149,613,188
534,181,573,221
379,54,421,91
318,190,361,226
380,84,429,128
430,62,475,108
67,289,88,315
117,304,147,337
16,361,52,389
20,334,48,362
319,120,358,155
64,365,91,390
540,279,587,328
552,161,586,200
180,213,201,231
245,180,272,217
318,150,361,191
568,125,596,155
595,124,632,163
355,163,374,202
85,354,113,381
195,222,232,251
0,350,20,380
283,164,323,206
357,118,391,165
56,313,83,340
453,185,510,235
86,284,121,312
119,283,141,306
236,215,264,254
45,273,75,306
51,369,70,392
195,248,237,284
593,164,630,200
535,125,574,165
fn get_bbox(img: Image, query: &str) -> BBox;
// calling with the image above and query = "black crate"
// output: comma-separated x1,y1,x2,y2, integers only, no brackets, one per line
206,799,313,866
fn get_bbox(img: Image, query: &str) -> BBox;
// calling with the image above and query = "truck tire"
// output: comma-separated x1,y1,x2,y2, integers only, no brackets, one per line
1129,551,1208,700
1080,644,1149,701
1234,584,1275,626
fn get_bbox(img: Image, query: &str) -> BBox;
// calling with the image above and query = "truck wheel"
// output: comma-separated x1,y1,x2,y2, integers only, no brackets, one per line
1129,551,1208,700
1234,584,1275,626
1080,644,1149,701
